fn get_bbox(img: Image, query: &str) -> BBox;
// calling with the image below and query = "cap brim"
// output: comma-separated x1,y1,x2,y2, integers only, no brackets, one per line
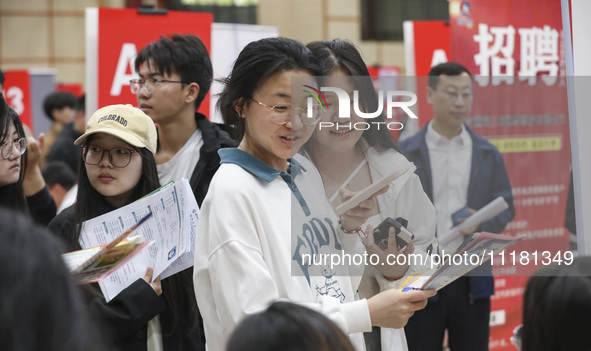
74,128,149,152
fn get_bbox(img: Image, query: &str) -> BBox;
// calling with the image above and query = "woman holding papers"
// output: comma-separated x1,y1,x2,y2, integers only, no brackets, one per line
193,37,435,351
48,104,202,351
303,40,439,351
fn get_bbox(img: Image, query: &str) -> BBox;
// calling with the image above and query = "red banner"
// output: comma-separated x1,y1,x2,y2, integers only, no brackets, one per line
403,20,450,128
92,8,212,115
56,83,83,97
449,1,569,349
3,70,33,131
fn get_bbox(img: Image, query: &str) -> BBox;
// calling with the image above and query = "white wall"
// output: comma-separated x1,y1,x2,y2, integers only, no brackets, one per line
210,23,279,123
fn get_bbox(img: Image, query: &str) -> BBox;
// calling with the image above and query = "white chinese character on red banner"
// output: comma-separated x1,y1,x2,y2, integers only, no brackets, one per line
473,23,516,86
518,25,559,86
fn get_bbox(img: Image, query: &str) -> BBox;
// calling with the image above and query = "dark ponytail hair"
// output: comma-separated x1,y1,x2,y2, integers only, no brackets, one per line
521,257,591,351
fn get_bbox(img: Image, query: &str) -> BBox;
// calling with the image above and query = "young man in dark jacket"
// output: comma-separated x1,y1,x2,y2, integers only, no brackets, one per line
132,34,236,351
400,62,515,351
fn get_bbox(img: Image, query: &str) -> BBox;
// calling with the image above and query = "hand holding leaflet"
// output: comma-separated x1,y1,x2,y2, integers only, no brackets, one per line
439,196,509,249
63,236,154,284
66,212,153,275
334,163,411,215
79,179,196,279
399,232,524,292
77,179,199,302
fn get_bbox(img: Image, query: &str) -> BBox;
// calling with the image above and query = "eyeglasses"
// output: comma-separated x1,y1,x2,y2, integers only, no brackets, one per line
250,98,326,126
436,89,474,102
510,324,522,350
129,78,186,94
0,138,27,159
82,145,137,168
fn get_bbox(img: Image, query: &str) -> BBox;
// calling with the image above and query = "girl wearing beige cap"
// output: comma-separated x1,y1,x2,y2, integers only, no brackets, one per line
48,104,202,351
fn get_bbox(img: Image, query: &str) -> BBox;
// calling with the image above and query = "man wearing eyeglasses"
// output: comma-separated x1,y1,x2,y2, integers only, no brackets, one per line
132,34,236,207
400,62,515,351
131,34,235,351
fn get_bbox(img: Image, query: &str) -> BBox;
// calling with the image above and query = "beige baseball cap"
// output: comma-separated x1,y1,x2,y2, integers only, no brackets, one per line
74,104,157,154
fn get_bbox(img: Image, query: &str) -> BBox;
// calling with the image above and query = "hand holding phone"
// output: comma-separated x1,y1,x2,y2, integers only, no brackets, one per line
366,217,416,280
373,217,415,250
451,206,470,227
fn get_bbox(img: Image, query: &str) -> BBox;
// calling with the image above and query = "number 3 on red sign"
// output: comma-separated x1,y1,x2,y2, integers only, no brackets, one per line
6,86,25,115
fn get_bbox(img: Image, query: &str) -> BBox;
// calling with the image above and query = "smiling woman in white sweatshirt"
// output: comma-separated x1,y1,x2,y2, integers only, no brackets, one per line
193,37,435,351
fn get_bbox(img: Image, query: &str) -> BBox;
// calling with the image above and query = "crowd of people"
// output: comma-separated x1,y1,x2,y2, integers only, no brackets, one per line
0,32,583,351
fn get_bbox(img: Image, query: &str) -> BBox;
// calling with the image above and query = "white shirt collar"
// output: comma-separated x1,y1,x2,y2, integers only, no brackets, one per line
426,121,470,147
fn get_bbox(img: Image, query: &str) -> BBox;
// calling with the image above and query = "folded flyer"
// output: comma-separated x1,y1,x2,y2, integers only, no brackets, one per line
63,236,154,284
400,232,524,291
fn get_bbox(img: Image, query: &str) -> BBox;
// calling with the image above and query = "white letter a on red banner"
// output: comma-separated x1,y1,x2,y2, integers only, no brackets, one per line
110,43,137,96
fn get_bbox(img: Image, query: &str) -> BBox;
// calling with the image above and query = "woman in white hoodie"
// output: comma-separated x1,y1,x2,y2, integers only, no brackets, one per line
303,39,439,351
193,37,435,351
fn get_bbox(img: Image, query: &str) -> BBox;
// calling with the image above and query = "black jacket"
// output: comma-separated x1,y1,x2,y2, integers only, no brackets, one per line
27,186,57,226
46,122,82,176
186,113,236,207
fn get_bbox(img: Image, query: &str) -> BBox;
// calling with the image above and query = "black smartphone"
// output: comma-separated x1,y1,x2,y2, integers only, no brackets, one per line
373,217,414,249
452,206,470,227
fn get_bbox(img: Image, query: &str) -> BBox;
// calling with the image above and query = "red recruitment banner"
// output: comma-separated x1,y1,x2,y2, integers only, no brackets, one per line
489,276,529,350
449,0,569,350
3,70,33,131
402,20,450,128
88,8,212,116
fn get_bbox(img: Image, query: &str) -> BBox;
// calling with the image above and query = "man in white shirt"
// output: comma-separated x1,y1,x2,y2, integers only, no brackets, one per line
400,62,514,351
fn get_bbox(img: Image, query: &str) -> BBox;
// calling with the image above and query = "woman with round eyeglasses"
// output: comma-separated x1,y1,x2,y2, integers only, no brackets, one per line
0,97,28,208
0,129,27,185
48,104,203,351
193,37,435,351
0,94,57,225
